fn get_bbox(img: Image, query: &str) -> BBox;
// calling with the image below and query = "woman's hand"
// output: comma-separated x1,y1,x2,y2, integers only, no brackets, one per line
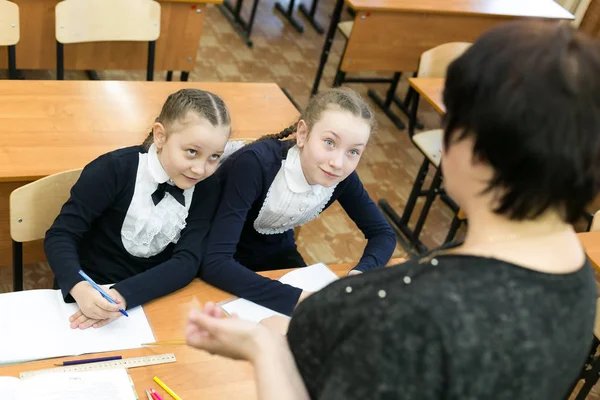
185,302,275,363
69,283,125,329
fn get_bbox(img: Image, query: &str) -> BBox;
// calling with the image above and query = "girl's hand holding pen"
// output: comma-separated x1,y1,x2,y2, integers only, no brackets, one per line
69,282,126,329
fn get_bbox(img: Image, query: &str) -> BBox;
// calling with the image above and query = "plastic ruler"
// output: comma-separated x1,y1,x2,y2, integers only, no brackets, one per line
19,353,176,379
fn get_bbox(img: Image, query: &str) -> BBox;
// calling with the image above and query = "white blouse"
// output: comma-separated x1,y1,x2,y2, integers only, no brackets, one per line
121,144,195,258
254,145,337,235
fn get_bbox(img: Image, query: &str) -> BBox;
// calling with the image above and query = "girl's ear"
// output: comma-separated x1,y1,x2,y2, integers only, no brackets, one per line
153,123,167,150
296,120,309,148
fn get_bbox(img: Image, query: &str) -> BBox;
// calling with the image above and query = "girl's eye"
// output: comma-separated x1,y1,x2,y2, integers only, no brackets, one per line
187,149,197,156
324,139,334,147
208,154,221,161
349,149,360,157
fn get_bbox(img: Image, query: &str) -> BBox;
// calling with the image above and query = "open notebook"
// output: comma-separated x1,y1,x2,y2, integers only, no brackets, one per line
221,263,339,322
0,368,137,400
0,288,155,364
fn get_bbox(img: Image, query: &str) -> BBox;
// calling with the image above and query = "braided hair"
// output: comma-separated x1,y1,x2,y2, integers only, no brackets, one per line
141,89,231,151
257,87,376,143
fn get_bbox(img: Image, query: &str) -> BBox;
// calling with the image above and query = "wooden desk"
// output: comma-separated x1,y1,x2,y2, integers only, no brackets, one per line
0,0,220,73
0,80,299,267
0,261,404,399
408,77,445,115
341,0,573,73
579,232,600,272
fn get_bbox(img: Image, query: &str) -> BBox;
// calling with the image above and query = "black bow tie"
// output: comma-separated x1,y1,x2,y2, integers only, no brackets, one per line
151,182,185,206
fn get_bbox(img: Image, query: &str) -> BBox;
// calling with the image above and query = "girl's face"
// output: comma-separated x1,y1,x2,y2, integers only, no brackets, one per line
296,108,371,187
154,112,230,190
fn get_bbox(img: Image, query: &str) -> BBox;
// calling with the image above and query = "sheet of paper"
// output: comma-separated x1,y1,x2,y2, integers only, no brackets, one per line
222,298,287,322
222,263,339,322
19,368,137,400
55,290,156,356
0,290,71,364
278,263,339,291
0,288,155,364
0,376,22,399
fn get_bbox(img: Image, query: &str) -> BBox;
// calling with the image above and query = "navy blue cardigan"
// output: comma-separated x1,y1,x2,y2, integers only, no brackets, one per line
201,139,396,315
44,146,221,309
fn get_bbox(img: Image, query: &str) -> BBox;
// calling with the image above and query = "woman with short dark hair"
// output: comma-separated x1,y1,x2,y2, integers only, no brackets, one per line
185,21,600,400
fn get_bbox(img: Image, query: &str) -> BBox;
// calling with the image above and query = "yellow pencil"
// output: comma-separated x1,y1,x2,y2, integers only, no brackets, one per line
153,376,182,400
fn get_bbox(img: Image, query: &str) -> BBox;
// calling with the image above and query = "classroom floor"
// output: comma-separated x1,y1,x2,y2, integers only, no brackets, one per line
0,0,598,397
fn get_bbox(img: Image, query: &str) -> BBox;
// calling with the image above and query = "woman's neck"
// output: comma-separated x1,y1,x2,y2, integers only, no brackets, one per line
450,206,585,274
463,207,570,247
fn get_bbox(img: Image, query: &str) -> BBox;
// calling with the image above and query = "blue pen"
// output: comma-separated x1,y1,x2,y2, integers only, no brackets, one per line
78,270,129,317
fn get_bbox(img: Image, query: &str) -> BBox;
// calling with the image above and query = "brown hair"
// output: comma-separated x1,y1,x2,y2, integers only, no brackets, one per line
259,87,376,142
141,89,231,150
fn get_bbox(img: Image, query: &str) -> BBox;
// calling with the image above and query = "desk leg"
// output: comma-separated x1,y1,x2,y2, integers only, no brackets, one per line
86,70,100,80
218,0,258,48
180,71,190,81
166,71,173,81
281,0,344,108
298,0,324,34
378,157,434,254
368,73,424,131
368,72,406,130
310,0,344,96
274,0,304,33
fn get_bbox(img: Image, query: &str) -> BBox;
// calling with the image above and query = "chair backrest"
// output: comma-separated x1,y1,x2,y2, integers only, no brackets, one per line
0,0,19,46
10,168,82,243
417,42,472,78
554,0,592,27
55,0,160,44
591,211,600,232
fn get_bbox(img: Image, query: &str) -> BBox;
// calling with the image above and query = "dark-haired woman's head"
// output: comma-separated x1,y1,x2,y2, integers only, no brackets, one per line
442,21,600,223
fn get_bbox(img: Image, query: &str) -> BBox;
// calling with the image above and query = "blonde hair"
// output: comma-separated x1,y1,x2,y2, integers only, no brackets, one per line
142,89,231,150
258,87,376,141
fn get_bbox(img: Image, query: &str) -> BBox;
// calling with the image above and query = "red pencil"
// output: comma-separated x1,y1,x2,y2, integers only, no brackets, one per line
151,389,164,400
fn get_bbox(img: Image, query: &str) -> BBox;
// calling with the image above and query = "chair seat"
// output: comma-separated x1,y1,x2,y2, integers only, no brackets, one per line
413,129,443,167
337,21,353,39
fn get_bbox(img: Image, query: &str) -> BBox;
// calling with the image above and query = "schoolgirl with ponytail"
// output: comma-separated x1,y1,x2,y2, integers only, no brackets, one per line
45,89,231,329
201,87,396,315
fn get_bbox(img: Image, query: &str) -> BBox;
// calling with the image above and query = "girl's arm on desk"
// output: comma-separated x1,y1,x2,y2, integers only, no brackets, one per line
337,171,396,274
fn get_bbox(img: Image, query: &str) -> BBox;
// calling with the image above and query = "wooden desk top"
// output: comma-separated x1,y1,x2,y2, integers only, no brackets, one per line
0,261,406,399
0,81,299,182
345,0,573,19
409,77,446,115
579,232,600,272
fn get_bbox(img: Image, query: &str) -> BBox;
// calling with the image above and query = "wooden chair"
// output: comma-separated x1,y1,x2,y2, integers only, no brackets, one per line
10,168,82,291
567,298,600,399
55,0,160,81
0,0,19,79
555,0,593,27
381,43,470,252
591,211,600,232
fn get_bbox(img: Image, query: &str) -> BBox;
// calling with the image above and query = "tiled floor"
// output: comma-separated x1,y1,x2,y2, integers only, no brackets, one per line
0,2,597,397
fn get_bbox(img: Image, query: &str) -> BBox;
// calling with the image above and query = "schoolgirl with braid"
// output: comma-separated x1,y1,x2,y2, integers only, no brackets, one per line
201,87,396,315
45,89,231,330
